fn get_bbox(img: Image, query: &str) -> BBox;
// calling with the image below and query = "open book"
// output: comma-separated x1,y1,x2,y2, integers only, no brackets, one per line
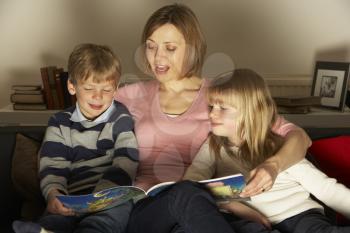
57,173,247,214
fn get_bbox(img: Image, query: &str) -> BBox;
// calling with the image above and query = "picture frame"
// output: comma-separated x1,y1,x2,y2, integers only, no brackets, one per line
311,61,350,111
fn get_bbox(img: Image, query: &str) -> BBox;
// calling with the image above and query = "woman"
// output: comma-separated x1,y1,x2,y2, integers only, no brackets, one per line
115,4,311,233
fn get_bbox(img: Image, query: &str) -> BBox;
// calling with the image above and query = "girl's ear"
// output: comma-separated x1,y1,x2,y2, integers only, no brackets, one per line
67,79,76,95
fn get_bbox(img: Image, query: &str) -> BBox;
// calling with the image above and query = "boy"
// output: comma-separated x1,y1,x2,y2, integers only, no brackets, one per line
13,43,139,233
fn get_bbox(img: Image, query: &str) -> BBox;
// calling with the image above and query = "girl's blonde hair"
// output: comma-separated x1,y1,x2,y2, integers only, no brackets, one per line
140,3,207,78
208,69,284,170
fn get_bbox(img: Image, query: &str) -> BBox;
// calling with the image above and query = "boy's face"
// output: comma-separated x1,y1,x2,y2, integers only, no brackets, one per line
68,77,117,120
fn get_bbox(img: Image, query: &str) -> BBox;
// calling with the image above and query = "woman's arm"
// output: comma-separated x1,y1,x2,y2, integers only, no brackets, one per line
241,127,311,197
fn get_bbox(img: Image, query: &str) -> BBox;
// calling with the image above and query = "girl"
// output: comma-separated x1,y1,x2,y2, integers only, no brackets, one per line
184,68,350,233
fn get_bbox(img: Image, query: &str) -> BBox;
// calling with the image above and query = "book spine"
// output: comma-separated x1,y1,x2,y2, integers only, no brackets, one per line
10,93,45,104
40,67,54,109
13,103,47,110
54,68,65,109
59,71,73,108
47,66,60,109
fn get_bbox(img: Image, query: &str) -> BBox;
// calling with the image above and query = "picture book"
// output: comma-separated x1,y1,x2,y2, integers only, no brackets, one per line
57,186,145,214
57,174,247,214
198,173,248,203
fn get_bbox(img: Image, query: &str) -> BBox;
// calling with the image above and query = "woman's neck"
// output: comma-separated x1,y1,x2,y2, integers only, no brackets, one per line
159,76,202,93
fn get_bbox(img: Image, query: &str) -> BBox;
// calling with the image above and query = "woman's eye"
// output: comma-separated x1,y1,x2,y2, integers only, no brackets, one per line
167,46,176,52
103,89,112,93
84,88,93,91
146,43,156,50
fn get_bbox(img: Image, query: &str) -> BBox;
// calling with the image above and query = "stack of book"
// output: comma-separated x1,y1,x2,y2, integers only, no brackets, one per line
40,66,76,109
10,85,46,110
273,96,322,114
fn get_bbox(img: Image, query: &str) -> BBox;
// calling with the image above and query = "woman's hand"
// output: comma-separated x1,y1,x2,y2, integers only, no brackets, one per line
240,157,279,197
46,189,75,216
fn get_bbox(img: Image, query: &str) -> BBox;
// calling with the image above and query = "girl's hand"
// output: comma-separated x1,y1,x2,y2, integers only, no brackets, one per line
46,189,75,216
240,158,279,197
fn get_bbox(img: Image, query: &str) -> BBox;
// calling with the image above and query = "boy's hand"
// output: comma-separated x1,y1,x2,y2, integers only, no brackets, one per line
47,189,75,216
240,158,279,197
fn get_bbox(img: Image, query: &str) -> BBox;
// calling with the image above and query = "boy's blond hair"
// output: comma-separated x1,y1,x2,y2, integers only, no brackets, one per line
208,69,284,170
68,43,121,86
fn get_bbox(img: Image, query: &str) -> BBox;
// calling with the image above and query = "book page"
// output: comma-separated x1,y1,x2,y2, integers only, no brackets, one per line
199,174,249,202
57,186,145,214
145,181,176,197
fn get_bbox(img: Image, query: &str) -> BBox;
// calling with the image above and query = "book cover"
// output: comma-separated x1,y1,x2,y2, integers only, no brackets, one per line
10,93,45,104
11,85,41,91
54,68,65,109
142,173,248,201
47,66,60,109
40,67,54,109
277,105,310,114
57,174,247,214
59,71,75,108
273,96,321,107
13,103,47,110
14,90,43,95
199,174,248,202
57,186,145,214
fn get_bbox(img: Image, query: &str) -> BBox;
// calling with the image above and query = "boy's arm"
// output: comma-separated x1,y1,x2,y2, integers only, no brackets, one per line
94,114,139,192
288,159,350,219
219,201,271,230
242,117,311,197
39,116,71,200
183,139,216,181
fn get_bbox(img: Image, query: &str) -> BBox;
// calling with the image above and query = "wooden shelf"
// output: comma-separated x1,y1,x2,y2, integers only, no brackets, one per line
0,105,58,126
1,105,349,128
282,107,350,128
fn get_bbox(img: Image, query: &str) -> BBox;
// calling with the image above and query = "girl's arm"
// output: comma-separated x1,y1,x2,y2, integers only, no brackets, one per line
219,201,271,230
241,124,311,197
289,159,350,219
183,139,216,181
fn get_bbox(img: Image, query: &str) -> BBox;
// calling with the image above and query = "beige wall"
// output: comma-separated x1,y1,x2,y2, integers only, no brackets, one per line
1,0,350,107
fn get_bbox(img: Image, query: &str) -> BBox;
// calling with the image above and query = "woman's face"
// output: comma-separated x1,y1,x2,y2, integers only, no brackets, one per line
145,23,187,82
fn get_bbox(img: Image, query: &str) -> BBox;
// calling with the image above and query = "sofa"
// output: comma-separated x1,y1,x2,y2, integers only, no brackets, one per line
1,126,349,233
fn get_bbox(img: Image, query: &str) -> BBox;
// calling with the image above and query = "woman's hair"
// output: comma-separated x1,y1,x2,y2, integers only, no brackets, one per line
208,69,284,170
68,43,121,86
140,3,207,78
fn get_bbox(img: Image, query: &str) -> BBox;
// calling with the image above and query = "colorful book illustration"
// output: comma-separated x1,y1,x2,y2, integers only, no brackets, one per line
57,173,247,214
199,174,248,202
57,186,145,214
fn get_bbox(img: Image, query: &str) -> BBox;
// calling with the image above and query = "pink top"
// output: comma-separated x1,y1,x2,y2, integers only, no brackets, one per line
116,79,298,190
116,80,211,190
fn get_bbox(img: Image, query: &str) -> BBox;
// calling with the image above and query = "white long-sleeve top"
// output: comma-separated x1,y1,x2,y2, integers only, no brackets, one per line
184,140,350,224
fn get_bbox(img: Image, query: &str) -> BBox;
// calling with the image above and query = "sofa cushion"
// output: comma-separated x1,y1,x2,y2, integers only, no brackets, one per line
308,135,350,225
11,133,45,220
308,136,350,187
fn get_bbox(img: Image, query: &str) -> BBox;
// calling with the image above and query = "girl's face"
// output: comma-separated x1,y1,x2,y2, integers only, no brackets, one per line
209,103,241,144
145,23,187,82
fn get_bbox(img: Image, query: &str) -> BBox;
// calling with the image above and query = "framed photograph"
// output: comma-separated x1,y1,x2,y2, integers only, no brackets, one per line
311,61,350,111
